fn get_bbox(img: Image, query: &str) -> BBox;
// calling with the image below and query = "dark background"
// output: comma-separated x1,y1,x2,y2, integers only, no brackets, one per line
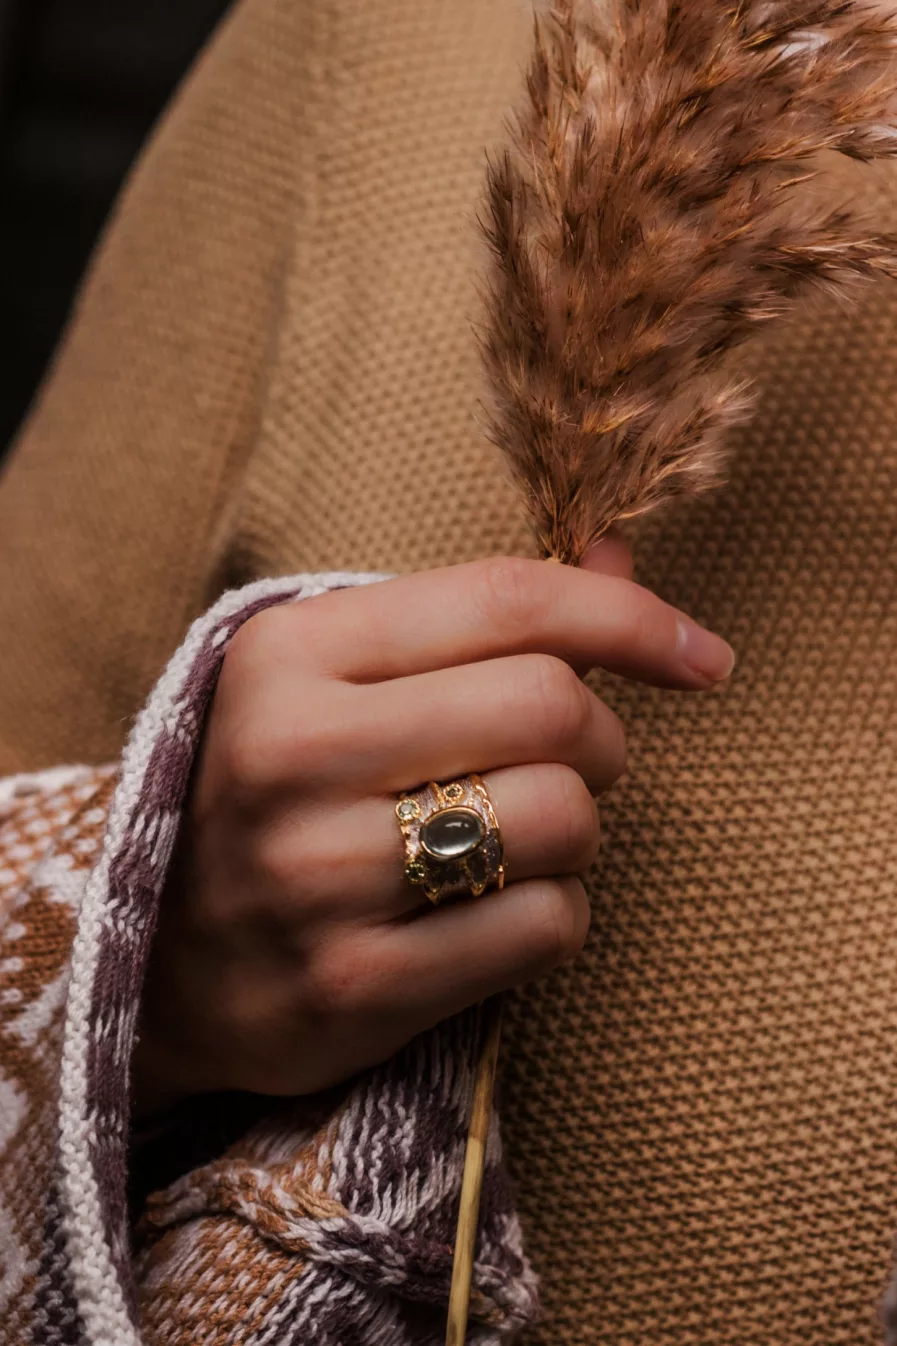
0,0,231,458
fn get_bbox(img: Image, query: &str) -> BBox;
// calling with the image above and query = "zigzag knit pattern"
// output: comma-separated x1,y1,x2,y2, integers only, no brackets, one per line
0,572,538,1345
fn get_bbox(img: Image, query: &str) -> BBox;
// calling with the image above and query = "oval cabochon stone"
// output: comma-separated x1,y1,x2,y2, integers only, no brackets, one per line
420,807,485,860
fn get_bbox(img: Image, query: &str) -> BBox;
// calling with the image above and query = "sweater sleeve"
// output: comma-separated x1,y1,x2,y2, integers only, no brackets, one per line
0,572,538,1346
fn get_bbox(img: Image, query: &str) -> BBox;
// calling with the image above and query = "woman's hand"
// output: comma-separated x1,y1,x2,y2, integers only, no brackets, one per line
133,547,733,1115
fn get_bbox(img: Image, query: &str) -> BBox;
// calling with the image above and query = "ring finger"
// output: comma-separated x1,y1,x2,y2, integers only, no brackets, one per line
266,763,600,924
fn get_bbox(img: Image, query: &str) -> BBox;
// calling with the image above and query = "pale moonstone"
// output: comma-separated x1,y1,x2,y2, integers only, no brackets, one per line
420,807,484,860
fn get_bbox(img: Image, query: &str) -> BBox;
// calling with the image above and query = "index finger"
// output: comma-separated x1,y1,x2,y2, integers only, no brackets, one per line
292,556,734,690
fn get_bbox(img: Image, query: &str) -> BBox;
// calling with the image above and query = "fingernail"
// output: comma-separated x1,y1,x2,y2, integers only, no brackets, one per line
676,617,735,685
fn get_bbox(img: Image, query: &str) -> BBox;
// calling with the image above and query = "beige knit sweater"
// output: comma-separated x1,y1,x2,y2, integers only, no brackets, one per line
2,0,897,1342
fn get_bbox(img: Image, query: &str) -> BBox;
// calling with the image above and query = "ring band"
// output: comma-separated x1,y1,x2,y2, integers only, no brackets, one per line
395,774,505,906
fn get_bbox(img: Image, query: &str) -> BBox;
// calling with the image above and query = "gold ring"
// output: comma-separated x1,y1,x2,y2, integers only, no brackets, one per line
395,774,506,906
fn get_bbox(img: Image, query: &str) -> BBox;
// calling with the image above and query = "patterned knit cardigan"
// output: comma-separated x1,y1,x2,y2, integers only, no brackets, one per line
0,572,538,1346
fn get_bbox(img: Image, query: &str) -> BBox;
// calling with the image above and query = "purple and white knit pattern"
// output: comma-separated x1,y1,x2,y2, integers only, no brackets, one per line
50,572,538,1344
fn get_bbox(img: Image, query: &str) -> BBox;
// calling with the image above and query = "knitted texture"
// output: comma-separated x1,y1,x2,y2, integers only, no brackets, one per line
0,0,536,774
1,1,897,1343
0,573,537,1345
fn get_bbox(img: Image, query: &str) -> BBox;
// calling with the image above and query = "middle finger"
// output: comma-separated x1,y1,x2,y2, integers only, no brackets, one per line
296,654,625,798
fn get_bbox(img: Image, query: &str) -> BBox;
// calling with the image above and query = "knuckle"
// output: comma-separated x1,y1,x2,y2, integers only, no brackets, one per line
523,655,590,751
276,590,339,664
217,607,342,782
280,711,341,783
550,768,601,869
471,556,549,634
223,607,290,679
226,599,337,677
611,601,648,657
253,824,302,895
599,580,657,656
612,590,673,661
525,878,589,966
253,820,360,918
216,696,344,798
215,719,272,797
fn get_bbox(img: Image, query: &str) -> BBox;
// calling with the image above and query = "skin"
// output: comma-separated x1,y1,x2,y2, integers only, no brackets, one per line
133,541,734,1116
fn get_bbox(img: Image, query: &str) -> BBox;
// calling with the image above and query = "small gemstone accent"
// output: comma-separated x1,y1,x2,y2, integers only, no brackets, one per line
396,798,420,822
443,782,464,802
405,860,427,883
420,807,485,860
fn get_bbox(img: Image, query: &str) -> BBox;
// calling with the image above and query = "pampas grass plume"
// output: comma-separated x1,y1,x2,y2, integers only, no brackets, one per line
481,0,897,563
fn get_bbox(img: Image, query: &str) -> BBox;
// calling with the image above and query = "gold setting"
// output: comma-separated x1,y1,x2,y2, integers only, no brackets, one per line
396,774,506,905
396,797,421,823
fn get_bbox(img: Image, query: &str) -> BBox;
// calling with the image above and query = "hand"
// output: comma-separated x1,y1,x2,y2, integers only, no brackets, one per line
133,545,733,1115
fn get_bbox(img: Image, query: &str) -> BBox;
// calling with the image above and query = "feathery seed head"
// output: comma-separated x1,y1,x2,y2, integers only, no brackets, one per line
481,0,897,562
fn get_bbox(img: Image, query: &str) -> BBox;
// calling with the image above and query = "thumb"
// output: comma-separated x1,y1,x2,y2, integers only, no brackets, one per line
579,529,633,581
565,530,635,683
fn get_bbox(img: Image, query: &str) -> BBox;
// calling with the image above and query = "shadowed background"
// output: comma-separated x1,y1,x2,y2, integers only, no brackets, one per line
0,0,229,455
